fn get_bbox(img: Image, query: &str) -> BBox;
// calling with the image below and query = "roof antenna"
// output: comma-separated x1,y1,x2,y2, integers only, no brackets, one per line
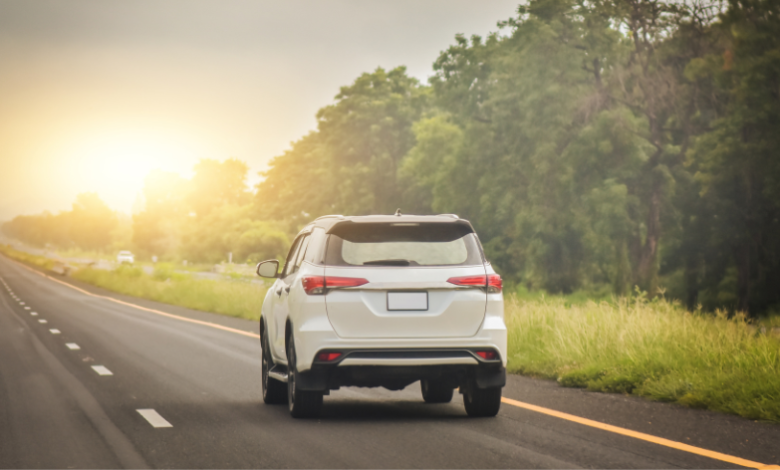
394,208,402,216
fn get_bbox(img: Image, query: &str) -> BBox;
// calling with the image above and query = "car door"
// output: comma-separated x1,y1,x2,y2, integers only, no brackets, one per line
271,233,310,358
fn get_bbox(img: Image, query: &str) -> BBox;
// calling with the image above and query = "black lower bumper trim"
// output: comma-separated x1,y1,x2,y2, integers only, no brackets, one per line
297,364,506,392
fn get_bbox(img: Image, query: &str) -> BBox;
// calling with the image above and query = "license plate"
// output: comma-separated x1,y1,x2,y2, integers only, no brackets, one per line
387,291,428,311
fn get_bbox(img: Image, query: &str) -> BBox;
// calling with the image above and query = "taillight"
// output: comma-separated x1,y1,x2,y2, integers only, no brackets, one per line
325,276,369,288
487,274,502,293
476,350,498,360
302,276,326,295
302,276,368,295
447,274,502,293
316,351,342,362
447,275,488,287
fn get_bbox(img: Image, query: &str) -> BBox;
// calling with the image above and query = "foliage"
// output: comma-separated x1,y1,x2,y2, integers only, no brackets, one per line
248,0,780,315
73,266,267,321
255,66,429,225
505,294,780,422
2,193,117,251
129,158,289,264
0,245,55,270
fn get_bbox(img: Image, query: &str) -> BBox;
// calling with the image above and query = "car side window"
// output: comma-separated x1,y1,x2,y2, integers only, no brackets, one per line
290,235,311,276
281,236,303,278
304,227,325,264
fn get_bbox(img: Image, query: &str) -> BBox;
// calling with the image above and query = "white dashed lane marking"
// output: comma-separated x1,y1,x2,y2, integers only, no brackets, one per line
49,329,61,334
65,343,80,350
91,365,113,376
24,307,30,310
30,312,37,316
136,409,173,428
38,319,47,324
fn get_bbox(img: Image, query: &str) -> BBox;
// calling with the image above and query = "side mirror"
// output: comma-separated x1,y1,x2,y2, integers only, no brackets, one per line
256,260,280,278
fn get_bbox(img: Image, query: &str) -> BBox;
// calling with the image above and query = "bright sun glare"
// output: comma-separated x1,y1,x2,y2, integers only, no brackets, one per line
62,129,198,213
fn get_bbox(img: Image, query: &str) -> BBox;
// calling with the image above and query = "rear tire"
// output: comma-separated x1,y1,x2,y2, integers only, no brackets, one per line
261,327,287,404
286,335,323,418
421,379,454,403
463,386,502,417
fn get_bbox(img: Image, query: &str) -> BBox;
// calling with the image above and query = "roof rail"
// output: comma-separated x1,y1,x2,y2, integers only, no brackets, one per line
314,214,345,221
437,214,459,219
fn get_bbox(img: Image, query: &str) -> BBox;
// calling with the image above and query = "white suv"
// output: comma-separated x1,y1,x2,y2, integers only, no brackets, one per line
255,214,507,418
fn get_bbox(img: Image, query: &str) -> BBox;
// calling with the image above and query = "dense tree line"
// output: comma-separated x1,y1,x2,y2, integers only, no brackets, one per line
131,159,289,263
4,0,778,314
3,193,119,251
256,0,780,314
3,160,289,264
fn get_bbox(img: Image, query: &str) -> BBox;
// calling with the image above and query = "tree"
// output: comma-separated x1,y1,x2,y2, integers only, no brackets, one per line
256,66,428,224
187,158,250,217
132,170,188,258
684,0,780,314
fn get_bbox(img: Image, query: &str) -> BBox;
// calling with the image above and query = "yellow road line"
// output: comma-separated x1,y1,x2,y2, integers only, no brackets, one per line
5,255,777,469
501,397,778,469
7,257,260,339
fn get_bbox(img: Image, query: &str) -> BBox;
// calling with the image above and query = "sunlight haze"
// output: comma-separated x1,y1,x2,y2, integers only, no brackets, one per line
0,0,518,220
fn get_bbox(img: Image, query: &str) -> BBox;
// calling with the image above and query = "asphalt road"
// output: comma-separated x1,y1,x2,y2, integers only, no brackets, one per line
1,254,778,469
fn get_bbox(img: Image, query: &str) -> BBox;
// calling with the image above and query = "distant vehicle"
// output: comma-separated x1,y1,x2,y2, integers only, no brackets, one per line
117,251,135,264
255,213,507,418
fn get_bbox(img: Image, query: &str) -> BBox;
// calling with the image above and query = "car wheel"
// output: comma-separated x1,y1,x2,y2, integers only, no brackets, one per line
286,335,323,418
421,379,454,403
463,386,502,417
261,327,287,404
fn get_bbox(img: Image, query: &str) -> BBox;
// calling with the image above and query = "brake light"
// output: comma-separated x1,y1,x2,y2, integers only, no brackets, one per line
316,351,342,362
446,274,502,293
302,276,369,295
487,274,502,293
447,275,487,287
302,276,326,295
325,276,369,288
476,350,498,360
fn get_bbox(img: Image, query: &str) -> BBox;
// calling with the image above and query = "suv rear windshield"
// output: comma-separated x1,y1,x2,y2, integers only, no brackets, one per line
325,222,483,267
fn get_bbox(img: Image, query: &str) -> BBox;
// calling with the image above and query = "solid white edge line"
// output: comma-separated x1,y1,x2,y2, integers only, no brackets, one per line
91,365,113,376
136,409,173,428
65,343,80,350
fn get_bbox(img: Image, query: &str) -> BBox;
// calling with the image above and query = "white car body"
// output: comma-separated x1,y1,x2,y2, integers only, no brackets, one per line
257,214,507,418
117,251,134,264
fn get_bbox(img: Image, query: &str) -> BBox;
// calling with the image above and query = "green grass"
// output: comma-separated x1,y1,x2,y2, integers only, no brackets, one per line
72,266,268,321
505,294,780,422
0,244,55,270
511,283,616,306
0,245,267,321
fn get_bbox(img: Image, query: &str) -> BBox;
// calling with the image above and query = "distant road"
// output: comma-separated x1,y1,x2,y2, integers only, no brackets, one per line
0,254,777,469
0,236,262,283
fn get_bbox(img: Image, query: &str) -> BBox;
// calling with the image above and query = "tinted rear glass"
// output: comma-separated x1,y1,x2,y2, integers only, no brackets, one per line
325,222,483,267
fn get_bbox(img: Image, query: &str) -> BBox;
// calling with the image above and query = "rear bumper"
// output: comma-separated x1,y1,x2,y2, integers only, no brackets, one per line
292,314,507,371
295,348,506,392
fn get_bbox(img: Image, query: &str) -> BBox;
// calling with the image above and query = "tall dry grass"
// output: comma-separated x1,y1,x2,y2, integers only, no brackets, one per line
505,294,780,422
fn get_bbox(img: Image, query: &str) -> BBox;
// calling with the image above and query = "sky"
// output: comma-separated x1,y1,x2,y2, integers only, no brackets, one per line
0,0,519,221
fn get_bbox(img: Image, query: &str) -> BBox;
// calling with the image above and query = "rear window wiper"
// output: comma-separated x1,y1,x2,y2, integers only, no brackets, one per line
362,259,415,266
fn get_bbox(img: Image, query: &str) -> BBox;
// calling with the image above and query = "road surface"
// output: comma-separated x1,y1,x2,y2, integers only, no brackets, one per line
0,254,778,469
